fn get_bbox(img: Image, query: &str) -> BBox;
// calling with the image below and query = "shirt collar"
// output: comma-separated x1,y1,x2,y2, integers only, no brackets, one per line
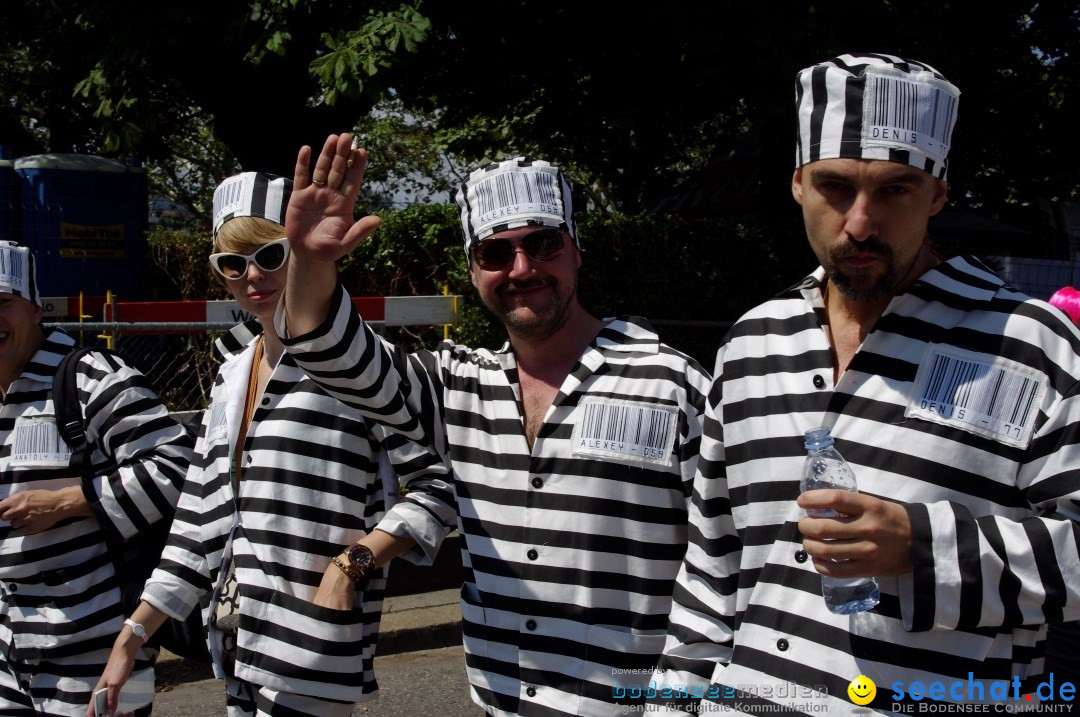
215,319,263,361
22,327,74,384
493,316,662,357
795,256,1002,308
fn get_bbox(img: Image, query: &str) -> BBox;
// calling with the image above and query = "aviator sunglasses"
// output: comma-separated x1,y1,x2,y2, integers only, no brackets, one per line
472,227,567,271
209,238,290,279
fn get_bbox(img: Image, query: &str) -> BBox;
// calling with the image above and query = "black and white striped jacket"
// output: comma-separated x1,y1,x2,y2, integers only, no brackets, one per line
141,321,443,704
279,285,711,716
653,257,1080,714
0,328,192,707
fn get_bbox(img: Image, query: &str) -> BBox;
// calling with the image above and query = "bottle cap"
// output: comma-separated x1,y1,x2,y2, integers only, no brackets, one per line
804,426,835,450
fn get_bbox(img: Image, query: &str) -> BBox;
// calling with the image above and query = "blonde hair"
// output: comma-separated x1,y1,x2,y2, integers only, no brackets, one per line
213,216,286,254
209,216,287,285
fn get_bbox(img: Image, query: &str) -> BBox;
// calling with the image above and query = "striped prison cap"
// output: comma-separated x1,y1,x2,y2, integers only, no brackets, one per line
455,157,576,258
795,53,961,179
212,172,292,236
0,242,40,306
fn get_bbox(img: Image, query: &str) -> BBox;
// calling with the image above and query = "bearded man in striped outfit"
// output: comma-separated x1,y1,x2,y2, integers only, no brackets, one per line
274,144,712,716
649,53,1080,715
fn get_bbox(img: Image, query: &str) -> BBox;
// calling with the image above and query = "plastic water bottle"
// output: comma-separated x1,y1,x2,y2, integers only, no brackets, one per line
800,426,880,614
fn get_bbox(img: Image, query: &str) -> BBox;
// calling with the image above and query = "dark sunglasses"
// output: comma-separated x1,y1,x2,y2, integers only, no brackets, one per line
209,238,290,279
472,227,567,271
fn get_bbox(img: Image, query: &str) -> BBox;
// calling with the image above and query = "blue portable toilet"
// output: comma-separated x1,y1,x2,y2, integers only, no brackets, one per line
14,153,146,298
0,159,14,244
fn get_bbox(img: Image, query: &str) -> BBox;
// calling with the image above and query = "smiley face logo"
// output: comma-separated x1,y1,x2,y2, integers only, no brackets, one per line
848,675,876,705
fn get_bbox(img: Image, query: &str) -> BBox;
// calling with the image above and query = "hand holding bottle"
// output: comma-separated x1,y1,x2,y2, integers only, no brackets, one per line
797,489,914,578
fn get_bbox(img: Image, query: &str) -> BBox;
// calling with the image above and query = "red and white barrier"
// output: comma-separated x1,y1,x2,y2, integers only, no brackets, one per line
43,295,459,327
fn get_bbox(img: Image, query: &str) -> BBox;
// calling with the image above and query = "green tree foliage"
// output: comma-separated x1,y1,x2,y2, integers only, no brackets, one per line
349,98,468,209
144,227,226,301
340,203,505,351
3,1,1076,229
0,0,429,226
338,1,1080,221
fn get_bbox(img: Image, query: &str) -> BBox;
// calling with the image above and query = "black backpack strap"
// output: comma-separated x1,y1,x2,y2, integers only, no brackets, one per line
53,347,93,455
52,346,125,545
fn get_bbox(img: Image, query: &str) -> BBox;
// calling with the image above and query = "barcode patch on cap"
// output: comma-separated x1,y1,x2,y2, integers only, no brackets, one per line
572,398,677,466
0,248,26,292
472,171,561,227
213,176,248,226
907,345,1044,447
11,416,72,467
863,67,959,165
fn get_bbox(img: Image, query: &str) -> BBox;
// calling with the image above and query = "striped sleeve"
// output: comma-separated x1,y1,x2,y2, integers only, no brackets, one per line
77,349,193,541
143,404,216,622
375,425,457,565
902,378,1080,633
276,283,449,458
651,349,740,713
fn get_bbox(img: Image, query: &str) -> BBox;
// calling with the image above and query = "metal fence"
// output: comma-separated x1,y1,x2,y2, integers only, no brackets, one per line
48,324,227,412
47,316,735,414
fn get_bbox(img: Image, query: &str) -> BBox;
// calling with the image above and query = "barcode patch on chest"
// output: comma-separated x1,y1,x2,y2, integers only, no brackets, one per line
863,69,959,164
907,345,1044,447
571,398,677,465
472,171,560,227
12,417,72,466
207,400,228,441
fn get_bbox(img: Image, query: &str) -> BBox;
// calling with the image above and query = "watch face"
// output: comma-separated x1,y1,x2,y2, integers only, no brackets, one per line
347,544,375,574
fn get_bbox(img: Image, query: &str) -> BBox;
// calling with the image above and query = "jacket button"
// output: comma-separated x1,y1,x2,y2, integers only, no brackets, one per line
525,619,537,631
813,375,826,389
531,477,543,489
777,638,789,651
794,550,808,563
527,549,538,561
6,584,15,593
526,686,537,697
261,397,270,406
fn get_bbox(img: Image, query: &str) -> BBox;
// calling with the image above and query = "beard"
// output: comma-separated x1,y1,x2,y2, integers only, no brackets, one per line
822,236,913,302
486,275,577,340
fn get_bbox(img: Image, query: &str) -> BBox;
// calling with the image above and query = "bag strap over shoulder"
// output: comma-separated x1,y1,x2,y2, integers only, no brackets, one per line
52,346,126,545
53,346,124,451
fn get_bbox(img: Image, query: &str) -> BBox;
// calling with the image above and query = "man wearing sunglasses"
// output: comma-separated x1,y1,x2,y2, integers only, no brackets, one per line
274,140,711,716
0,241,193,715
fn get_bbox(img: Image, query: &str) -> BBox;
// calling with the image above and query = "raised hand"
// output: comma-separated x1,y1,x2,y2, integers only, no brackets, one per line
286,133,382,263
283,133,382,336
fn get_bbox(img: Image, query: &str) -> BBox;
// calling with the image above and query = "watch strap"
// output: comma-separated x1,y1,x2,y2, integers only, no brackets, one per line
123,618,149,643
331,555,365,583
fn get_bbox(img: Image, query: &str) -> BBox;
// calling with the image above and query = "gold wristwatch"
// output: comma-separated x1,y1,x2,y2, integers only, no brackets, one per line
331,543,375,583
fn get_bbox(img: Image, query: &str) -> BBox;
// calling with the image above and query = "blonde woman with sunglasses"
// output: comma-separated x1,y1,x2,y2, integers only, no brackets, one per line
89,173,445,717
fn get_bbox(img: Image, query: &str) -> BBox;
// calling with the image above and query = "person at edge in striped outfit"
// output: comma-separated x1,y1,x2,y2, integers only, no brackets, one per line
90,173,446,717
1042,286,1080,689
648,54,1080,715
272,142,711,715
0,240,193,716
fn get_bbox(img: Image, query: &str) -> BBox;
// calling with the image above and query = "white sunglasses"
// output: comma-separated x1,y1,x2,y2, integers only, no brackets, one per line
209,238,290,279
